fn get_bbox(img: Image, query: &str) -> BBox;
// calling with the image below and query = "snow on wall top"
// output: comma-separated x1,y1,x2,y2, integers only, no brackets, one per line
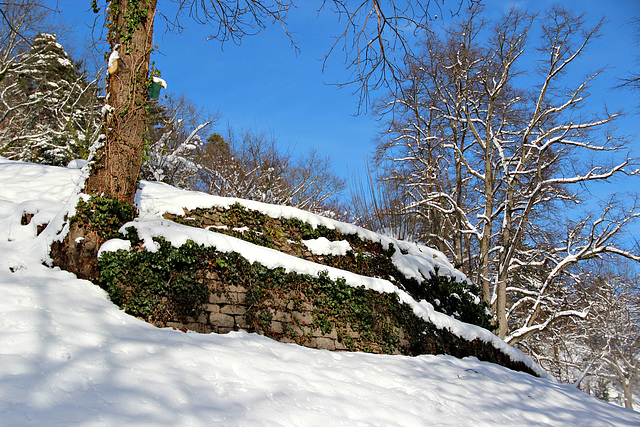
137,181,469,284
132,180,546,376
302,237,352,256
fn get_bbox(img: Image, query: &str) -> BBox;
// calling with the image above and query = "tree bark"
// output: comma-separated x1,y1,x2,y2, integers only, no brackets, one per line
85,0,158,203
622,377,635,410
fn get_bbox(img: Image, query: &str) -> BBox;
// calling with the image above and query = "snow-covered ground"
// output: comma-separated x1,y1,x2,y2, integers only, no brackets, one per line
1,158,639,426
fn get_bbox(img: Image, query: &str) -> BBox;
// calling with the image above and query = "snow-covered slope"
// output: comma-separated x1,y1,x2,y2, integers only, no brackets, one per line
1,158,639,426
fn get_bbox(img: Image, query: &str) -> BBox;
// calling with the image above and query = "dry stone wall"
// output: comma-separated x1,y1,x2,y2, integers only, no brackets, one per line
163,268,409,354
64,199,537,376
156,258,535,376
167,274,375,352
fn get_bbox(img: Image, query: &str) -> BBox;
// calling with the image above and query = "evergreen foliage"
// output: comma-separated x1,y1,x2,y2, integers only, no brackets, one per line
187,203,493,329
0,33,101,165
72,195,137,240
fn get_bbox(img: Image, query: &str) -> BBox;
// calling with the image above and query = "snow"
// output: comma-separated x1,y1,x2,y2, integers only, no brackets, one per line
152,76,168,89
1,158,639,426
101,104,114,115
108,49,120,69
66,159,88,169
303,236,352,255
57,56,72,68
97,238,131,257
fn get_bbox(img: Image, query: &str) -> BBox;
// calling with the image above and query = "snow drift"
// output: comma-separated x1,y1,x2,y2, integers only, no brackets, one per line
1,158,639,425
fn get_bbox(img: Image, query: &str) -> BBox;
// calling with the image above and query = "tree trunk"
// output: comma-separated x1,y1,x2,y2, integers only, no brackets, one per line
622,378,635,410
85,0,158,203
51,0,157,279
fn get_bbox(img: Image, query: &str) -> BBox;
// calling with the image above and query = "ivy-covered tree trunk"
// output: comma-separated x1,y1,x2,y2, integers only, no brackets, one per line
85,0,157,203
50,0,157,279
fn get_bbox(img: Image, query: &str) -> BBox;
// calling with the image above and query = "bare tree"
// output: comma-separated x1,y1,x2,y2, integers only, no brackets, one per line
618,17,640,109
372,5,640,340
521,259,640,409
195,128,345,214
320,0,478,107
141,93,219,189
585,266,640,410
350,160,424,242
287,148,346,214
196,127,291,203
0,0,50,69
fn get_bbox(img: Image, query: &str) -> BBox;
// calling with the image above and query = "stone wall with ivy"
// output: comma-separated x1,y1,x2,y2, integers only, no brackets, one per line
164,204,493,330
97,237,536,375
54,197,537,376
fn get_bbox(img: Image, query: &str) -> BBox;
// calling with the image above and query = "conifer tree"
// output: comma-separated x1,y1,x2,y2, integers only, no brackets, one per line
0,33,100,165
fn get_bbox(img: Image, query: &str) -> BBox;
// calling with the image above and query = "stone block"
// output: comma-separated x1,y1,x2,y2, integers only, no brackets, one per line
228,284,247,293
368,343,382,354
273,311,292,322
209,312,235,328
324,328,338,340
203,303,220,313
166,322,184,329
315,337,336,351
292,311,313,325
293,325,313,336
231,292,247,304
345,326,360,339
187,323,212,334
299,302,315,312
209,293,230,304
205,271,220,281
221,304,247,315
234,315,248,329
313,327,338,339
270,321,284,334
334,341,348,351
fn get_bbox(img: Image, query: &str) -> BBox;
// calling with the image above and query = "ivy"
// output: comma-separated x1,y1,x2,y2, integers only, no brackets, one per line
97,237,412,353
72,195,136,240
166,203,493,330
422,272,493,330
98,238,210,323
83,194,537,373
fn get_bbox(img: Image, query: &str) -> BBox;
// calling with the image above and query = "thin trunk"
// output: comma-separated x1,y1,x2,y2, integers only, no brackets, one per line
496,193,512,338
454,147,464,269
622,378,635,410
478,134,494,310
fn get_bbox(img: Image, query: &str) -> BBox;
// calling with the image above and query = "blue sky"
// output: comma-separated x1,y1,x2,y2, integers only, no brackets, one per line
50,0,639,183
